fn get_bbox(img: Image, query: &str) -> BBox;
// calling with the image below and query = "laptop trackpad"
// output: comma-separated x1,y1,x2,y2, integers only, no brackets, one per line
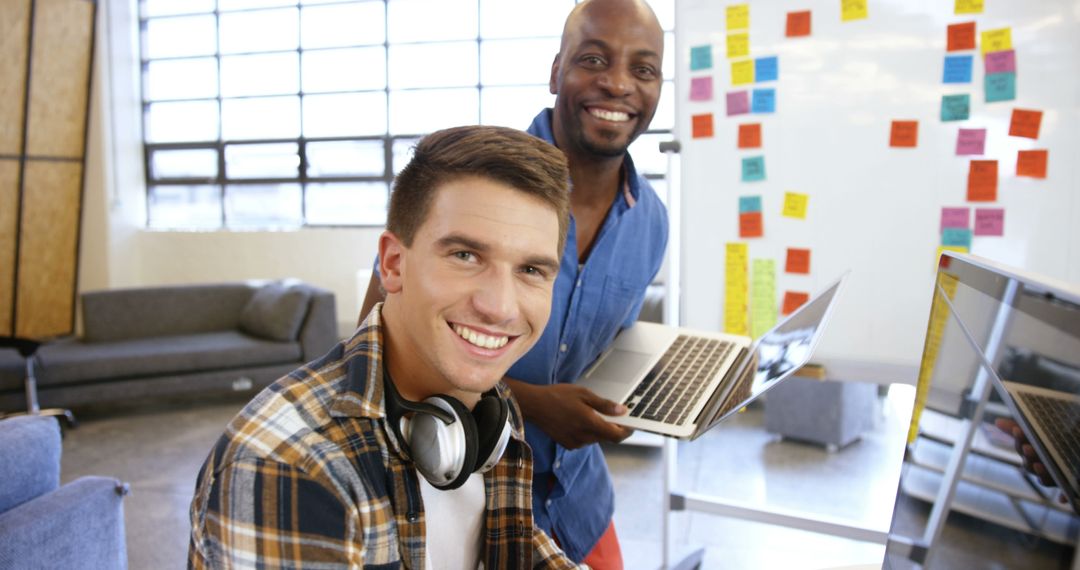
584,349,655,402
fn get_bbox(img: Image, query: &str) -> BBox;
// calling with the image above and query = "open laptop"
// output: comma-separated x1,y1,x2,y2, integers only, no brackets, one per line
1000,381,1080,507
577,273,846,440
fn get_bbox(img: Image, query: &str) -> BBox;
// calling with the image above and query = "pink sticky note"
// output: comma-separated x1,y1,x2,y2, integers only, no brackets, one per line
974,208,1004,236
941,207,970,232
690,76,713,101
726,90,750,116
984,50,1016,74
956,128,986,155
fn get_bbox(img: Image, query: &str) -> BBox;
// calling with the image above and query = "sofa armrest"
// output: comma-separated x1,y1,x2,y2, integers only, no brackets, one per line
0,476,128,569
0,416,60,513
296,285,338,362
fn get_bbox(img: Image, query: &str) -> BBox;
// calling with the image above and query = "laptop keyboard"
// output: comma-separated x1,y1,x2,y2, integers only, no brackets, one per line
1016,390,1080,480
625,335,734,425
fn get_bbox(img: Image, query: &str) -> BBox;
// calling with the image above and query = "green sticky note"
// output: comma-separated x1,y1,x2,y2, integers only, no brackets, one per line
942,228,973,249
750,258,777,339
690,45,713,71
741,156,766,182
985,72,1016,103
941,94,970,122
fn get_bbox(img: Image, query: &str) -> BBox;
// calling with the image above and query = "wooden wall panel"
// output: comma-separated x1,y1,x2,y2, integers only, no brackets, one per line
24,0,94,159
0,160,18,336
15,161,82,338
0,0,31,155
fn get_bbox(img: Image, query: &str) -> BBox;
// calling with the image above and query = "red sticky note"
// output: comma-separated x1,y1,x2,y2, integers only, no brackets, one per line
947,22,976,51
890,120,918,148
941,207,970,232
739,211,763,238
786,10,812,37
782,291,810,315
1016,149,1048,179
967,160,998,201
1009,108,1043,139
691,113,714,138
785,248,811,274
974,208,1004,236
738,123,762,149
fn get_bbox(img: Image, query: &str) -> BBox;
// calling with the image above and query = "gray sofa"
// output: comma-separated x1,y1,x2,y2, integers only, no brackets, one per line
0,281,337,411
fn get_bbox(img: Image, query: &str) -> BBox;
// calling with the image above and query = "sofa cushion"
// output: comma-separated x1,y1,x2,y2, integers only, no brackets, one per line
82,284,256,342
0,349,25,393
239,283,312,342
35,332,302,387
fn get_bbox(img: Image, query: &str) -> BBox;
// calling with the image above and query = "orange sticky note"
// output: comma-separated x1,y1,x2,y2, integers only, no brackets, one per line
890,120,918,148
947,22,976,51
786,10,811,37
967,160,998,201
738,123,762,148
785,248,811,274
1016,150,1048,179
782,291,810,315
1009,109,1043,139
739,211,763,238
691,113,714,138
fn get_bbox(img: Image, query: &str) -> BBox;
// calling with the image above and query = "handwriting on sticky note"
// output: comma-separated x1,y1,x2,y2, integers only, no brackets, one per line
727,4,749,30
941,94,970,122
985,73,1016,103
724,243,749,336
940,207,970,232
1009,109,1043,139
727,33,749,59
738,123,761,149
943,55,973,84
841,0,868,22
890,120,918,148
985,50,1016,74
731,59,755,85
955,128,986,156
782,291,810,315
1016,149,1048,179
947,22,976,51
782,192,809,219
690,45,713,71
739,195,762,213
690,76,713,102
691,113,714,139
739,211,763,238
974,208,1004,236
751,88,775,113
981,28,1012,56
755,56,778,82
955,0,984,15
751,259,777,339
727,91,750,116
942,228,973,249
967,160,998,201
786,10,811,37
741,156,766,182
785,248,811,274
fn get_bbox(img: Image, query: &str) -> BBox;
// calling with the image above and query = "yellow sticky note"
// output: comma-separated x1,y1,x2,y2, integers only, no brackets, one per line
935,245,968,268
841,0,868,22
782,192,809,219
726,32,749,59
731,59,755,85
954,0,984,15
724,243,749,336
727,4,750,30
907,272,960,444
750,259,777,339
981,28,1012,56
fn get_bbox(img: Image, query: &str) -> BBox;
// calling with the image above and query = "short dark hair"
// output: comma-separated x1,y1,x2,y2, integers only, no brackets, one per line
387,125,570,254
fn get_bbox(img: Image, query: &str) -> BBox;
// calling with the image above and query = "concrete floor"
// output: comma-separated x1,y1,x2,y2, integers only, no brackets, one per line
57,386,918,569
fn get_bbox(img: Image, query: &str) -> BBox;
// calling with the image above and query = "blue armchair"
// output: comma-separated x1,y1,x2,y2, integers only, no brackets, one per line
0,415,129,569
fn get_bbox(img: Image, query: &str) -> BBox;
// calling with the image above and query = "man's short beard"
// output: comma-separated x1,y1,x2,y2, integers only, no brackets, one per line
579,133,632,158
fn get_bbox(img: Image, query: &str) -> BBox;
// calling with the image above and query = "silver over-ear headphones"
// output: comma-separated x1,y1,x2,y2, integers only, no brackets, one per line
383,371,512,490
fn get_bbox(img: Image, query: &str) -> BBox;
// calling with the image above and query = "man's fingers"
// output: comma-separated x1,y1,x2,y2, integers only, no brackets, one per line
581,389,629,416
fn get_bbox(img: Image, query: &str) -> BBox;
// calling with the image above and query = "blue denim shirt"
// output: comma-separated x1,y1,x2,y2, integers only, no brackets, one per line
509,109,669,561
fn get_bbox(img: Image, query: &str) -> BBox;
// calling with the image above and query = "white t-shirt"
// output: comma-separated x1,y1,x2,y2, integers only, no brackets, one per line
419,472,485,570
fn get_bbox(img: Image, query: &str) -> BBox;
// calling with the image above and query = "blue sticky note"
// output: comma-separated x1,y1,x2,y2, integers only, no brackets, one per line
741,156,766,182
755,56,778,82
690,45,713,71
940,94,970,122
985,72,1016,103
942,55,973,84
751,88,775,113
739,195,762,213
942,228,973,249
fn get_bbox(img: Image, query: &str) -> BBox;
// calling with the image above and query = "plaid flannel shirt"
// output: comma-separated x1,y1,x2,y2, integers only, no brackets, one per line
189,304,579,569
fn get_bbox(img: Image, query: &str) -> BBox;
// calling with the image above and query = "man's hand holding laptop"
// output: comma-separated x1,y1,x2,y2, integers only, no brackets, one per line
508,379,633,448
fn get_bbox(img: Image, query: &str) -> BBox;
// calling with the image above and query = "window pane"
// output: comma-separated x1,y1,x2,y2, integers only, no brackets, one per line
307,140,385,177
150,148,218,179
225,184,302,228
305,182,388,225
301,2,385,48
303,92,387,137
221,96,300,139
389,88,478,135
479,0,571,39
392,137,419,174
219,8,298,54
302,47,386,93
142,0,215,17
145,58,218,101
389,42,478,89
148,185,222,229
480,38,559,86
220,53,299,97
388,0,476,43
219,0,297,11
144,15,216,58
146,101,219,143
628,133,669,177
480,86,552,128
225,143,299,179
651,80,674,131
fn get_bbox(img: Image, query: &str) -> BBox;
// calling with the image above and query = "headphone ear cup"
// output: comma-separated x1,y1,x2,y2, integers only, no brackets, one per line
411,395,478,491
471,394,511,473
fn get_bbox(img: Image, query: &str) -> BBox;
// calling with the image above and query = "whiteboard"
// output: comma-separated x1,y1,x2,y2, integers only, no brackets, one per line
673,0,1080,383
